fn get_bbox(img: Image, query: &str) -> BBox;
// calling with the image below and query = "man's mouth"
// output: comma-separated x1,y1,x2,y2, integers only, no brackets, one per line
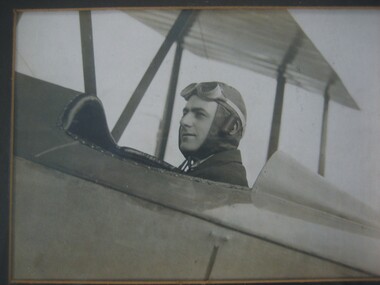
182,133,196,138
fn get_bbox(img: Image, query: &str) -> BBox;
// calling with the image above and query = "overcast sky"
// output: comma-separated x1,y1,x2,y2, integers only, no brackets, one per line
15,8,380,209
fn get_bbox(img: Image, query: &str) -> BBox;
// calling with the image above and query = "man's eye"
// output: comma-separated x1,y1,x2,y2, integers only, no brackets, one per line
195,112,206,118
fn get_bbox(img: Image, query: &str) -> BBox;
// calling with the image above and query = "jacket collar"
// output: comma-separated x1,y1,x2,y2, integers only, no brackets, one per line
190,149,242,170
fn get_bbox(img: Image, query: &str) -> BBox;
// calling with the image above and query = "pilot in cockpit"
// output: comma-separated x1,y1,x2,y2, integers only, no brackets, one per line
178,81,248,187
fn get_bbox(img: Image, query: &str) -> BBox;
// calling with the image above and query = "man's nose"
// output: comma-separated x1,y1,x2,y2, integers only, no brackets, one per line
180,113,193,127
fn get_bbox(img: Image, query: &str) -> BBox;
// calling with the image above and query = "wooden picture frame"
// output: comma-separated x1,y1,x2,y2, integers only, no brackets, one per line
1,1,380,284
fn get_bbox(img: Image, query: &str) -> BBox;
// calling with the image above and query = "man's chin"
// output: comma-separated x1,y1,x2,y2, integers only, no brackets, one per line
179,143,199,154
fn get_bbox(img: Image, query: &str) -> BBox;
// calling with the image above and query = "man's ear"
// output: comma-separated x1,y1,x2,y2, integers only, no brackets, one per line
228,121,240,135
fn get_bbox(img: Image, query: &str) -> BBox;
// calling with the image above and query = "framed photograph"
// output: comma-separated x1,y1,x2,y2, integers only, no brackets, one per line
2,1,380,284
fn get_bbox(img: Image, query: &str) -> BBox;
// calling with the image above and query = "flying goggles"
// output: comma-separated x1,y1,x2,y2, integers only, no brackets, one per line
180,82,246,133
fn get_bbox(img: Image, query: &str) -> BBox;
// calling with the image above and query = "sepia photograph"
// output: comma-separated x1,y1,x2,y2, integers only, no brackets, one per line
7,4,380,283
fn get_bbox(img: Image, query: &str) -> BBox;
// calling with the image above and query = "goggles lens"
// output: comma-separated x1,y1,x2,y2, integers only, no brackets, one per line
180,83,198,99
198,82,218,94
180,82,225,102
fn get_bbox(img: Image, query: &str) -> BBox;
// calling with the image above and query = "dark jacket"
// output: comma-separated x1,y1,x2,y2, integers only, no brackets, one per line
187,149,248,187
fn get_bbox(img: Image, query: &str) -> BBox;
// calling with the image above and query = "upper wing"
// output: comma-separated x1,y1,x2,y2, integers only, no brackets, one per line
126,9,359,109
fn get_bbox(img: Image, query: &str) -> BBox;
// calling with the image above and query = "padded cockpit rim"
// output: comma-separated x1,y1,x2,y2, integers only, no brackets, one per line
58,93,178,172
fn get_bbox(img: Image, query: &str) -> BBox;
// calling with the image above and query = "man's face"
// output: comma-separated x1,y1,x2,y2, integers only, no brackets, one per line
179,95,218,153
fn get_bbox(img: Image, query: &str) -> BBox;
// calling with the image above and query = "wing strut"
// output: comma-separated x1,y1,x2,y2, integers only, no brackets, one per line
318,79,334,176
79,11,97,95
111,10,196,142
267,73,286,161
155,42,184,160
267,30,303,160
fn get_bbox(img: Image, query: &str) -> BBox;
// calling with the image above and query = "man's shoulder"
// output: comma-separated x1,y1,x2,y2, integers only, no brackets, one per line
206,149,243,164
189,149,248,186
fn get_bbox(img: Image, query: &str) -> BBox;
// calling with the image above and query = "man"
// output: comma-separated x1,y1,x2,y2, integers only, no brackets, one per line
178,81,248,187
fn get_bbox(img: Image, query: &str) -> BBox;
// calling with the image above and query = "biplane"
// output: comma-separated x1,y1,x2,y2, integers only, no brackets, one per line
11,8,380,281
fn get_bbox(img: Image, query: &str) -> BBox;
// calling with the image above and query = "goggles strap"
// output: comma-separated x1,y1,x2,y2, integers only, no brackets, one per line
223,98,246,133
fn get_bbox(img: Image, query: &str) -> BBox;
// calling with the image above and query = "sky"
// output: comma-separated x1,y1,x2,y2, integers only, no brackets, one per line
15,8,380,209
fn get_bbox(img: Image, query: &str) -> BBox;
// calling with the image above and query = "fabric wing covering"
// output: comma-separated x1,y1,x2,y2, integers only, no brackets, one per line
125,9,359,110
